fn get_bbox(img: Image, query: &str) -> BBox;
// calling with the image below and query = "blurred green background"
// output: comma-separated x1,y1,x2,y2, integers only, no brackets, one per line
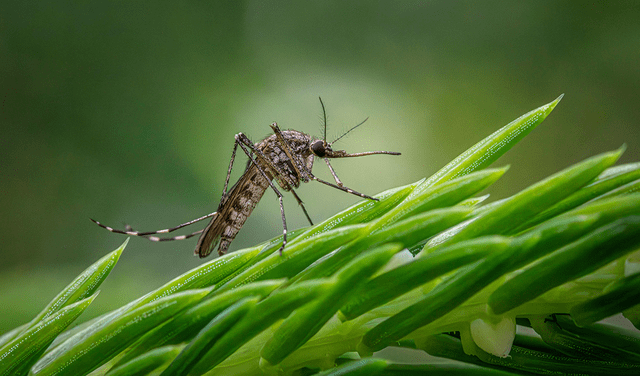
1,1,639,333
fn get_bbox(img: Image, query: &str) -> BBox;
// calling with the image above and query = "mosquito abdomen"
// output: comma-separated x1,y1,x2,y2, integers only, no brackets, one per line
207,165,271,256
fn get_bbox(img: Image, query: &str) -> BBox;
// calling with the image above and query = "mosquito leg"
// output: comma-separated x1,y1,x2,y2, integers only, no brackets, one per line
147,229,205,242
91,211,217,237
310,174,379,202
290,189,314,226
323,158,344,186
222,139,240,199
235,136,288,254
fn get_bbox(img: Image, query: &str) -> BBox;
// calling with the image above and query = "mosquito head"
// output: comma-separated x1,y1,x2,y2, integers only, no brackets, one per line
310,139,332,158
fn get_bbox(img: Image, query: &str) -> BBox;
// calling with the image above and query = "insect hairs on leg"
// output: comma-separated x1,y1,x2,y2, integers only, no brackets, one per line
92,98,400,258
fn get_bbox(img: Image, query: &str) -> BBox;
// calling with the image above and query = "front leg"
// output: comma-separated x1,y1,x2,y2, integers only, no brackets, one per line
235,134,289,254
220,139,240,205
309,172,379,201
324,158,344,186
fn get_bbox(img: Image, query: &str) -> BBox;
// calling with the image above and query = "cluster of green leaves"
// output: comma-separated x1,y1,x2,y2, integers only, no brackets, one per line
2,95,640,376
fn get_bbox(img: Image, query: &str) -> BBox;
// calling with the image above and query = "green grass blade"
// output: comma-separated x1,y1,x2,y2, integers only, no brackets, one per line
250,182,420,265
290,206,472,285
214,224,366,293
371,167,508,230
290,181,420,241
105,345,182,376
47,244,262,353
507,214,601,268
513,160,640,231
339,238,495,321
28,240,125,328
310,358,389,376
291,168,506,284
0,295,96,376
420,332,640,375
159,298,258,376
366,213,610,354
359,237,516,353
135,245,261,306
0,325,28,349
489,216,640,315
260,244,401,366
31,289,209,376
530,315,640,363
186,280,334,375
424,147,624,252
592,177,640,202
571,271,640,326
556,193,640,225
422,95,562,188
116,280,284,366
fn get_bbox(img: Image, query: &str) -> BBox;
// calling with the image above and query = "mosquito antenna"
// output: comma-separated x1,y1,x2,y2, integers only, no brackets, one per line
319,96,327,142
329,117,369,145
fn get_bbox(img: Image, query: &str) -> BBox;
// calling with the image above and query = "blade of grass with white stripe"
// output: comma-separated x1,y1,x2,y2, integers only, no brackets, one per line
105,345,183,376
185,279,334,376
159,297,259,376
214,225,366,293
421,95,562,189
339,237,497,321
0,295,96,376
424,147,624,251
251,182,419,262
489,216,640,315
260,244,401,367
530,315,640,363
116,279,284,366
570,272,640,326
29,240,125,329
513,161,640,232
360,212,603,352
290,168,507,284
31,289,209,376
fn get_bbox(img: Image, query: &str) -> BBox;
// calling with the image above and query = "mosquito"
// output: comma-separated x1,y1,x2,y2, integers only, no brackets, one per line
92,98,401,258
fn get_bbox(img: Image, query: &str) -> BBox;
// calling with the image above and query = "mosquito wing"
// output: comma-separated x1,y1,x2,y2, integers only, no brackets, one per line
194,164,270,258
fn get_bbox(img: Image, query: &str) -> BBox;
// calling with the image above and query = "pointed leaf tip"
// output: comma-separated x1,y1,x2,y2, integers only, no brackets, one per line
111,238,128,260
544,94,564,113
618,143,627,154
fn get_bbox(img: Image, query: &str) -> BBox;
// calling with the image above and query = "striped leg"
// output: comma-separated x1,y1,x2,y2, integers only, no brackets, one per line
146,229,204,241
309,174,379,201
323,158,344,186
290,189,313,226
91,211,217,241
220,138,239,205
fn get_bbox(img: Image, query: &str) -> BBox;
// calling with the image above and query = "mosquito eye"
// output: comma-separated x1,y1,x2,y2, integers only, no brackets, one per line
311,140,326,157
